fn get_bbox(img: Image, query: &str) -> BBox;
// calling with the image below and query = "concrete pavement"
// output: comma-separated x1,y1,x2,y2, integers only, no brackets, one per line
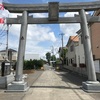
23,70,96,100
0,71,43,100
0,69,100,100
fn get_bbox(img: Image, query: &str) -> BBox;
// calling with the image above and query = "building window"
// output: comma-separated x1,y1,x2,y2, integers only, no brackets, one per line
70,45,74,52
1,53,6,56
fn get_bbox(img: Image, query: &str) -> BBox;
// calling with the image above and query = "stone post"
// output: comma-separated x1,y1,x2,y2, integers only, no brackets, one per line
15,11,28,81
79,9,100,92
7,11,29,91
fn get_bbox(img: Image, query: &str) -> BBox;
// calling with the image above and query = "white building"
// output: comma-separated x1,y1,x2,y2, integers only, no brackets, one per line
66,36,79,67
25,54,40,60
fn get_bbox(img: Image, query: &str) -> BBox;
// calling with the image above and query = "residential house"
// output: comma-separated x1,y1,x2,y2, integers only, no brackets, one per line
0,48,17,61
0,48,17,68
66,35,79,67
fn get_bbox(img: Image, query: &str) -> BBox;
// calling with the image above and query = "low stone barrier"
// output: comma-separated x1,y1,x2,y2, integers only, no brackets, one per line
0,74,14,88
63,65,100,80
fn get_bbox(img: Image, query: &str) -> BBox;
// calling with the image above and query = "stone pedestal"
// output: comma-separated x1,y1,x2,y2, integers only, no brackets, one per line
0,74,14,89
82,81,100,92
6,80,29,92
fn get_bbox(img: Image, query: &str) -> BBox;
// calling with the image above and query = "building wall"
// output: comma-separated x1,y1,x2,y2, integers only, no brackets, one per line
25,54,40,60
0,51,17,61
75,45,80,67
0,52,6,60
78,35,85,64
90,23,100,59
75,36,85,67
67,41,78,66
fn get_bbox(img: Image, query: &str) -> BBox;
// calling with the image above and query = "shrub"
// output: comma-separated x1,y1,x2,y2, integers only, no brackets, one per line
23,59,44,70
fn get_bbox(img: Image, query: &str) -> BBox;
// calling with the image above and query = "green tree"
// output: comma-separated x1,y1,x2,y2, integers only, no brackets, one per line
51,55,56,61
46,52,51,65
60,48,68,64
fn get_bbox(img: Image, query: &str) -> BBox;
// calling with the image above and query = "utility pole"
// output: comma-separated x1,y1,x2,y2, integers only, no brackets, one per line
6,24,9,60
51,46,54,61
60,33,64,67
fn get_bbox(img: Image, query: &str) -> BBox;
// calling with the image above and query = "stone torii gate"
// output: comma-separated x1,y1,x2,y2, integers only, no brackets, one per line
3,1,100,92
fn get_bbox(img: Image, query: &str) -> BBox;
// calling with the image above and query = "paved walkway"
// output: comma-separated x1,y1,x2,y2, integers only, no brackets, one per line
23,70,95,100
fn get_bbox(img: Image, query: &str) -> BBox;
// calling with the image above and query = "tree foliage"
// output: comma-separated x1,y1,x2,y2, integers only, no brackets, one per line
45,52,51,65
60,48,68,64
23,59,44,70
60,48,68,59
51,55,56,61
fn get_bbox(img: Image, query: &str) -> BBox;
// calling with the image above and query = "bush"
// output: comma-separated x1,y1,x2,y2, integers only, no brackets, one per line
23,59,44,70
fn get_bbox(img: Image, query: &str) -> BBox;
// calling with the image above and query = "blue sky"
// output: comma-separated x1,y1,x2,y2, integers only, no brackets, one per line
0,0,98,59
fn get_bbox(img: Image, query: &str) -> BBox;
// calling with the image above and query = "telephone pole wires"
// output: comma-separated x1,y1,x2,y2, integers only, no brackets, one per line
60,33,64,67
6,24,9,60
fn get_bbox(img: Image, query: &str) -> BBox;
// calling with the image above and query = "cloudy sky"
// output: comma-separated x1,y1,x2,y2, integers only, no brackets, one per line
0,0,98,59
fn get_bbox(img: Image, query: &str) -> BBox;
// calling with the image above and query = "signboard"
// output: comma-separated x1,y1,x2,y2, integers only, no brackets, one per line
0,18,4,23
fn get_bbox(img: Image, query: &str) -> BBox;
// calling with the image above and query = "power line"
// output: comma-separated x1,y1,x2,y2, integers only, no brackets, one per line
59,33,65,67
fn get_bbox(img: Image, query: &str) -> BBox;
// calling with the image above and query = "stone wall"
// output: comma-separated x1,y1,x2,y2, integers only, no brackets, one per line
63,65,100,81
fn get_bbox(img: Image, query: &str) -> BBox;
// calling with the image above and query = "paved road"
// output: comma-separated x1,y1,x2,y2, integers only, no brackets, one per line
0,71,43,100
56,70,100,100
0,69,100,100
23,70,99,100
43,64,53,70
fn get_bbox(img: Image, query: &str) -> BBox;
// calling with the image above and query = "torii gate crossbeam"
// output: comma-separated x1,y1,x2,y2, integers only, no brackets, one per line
3,1,100,13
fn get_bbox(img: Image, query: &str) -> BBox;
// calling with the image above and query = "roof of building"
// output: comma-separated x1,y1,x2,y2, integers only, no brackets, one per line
70,36,79,42
0,48,17,52
67,35,79,46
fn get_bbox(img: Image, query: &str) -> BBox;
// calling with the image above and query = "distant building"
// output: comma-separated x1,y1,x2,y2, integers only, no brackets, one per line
0,48,17,62
66,35,79,67
0,48,17,69
25,54,40,60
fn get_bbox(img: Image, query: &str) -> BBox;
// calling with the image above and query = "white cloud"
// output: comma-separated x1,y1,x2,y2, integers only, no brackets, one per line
33,13,48,18
59,12,80,46
60,12,80,38
0,10,57,58
8,24,57,56
27,25,56,42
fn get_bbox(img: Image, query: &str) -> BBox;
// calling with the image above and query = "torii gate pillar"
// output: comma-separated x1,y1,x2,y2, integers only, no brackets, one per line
80,9,100,92
7,11,29,91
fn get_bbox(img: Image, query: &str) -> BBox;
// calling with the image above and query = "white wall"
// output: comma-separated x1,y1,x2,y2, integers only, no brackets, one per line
25,54,40,60
94,60,100,72
78,35,85,64
75,46,79,67
67,41,78,66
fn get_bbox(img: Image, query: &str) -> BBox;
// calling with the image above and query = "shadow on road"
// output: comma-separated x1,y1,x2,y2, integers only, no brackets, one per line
30,86,80,89
56,69,87,86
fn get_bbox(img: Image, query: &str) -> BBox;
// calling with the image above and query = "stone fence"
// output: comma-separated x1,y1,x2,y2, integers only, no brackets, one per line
63,65,100,81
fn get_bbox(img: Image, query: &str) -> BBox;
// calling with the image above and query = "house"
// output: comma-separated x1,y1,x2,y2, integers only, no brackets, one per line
0,48,17,62
66,35,79,67
65,9,100,72
0,48,17,69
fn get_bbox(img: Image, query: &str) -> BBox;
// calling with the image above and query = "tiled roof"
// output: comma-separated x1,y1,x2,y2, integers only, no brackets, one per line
70,36,79,42
0,48,17,52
